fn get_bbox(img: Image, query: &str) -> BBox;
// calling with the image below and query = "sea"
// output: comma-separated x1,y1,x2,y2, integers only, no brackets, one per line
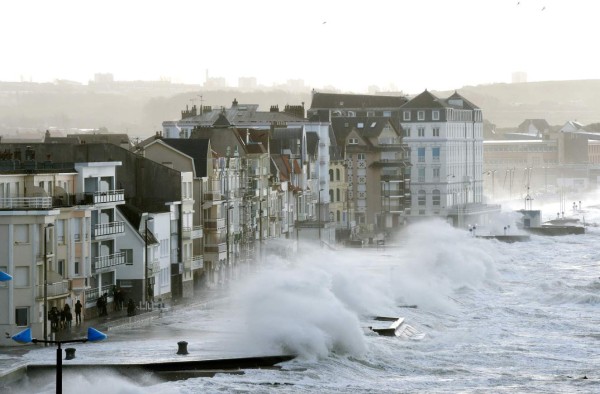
6,194,600,393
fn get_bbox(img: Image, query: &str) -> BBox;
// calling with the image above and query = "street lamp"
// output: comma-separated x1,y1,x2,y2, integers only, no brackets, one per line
12,326,106,394
318,188,324,244
44,223,54,345
144,216,154,307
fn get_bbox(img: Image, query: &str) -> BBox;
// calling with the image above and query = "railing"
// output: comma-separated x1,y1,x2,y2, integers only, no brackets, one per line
93,221,125,238
205,243,226,253
192,255,204,270
93,189,125,204
182,226,202,239
93,251,126,272
84,284,114,303
204,218,225,230
35,280,70,299
0,197,52,209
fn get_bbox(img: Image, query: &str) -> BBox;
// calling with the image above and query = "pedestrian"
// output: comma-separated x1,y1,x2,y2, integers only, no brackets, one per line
102,293,108,316
59,308,66,329
75,300,83,325
127,298,136,317
49,306,60,331
63,304,71,328
96,296,104,317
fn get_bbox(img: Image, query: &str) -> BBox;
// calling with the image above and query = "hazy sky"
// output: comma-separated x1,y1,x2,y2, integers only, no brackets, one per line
1,0,597,94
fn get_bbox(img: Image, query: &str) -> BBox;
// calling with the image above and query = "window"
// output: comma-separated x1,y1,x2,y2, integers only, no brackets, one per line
432,147,440,161
433,167,440,179
15,307,28,327
336,169,340,181
336,189,341,202
122,249,133,265
432,111,440,120
418,168,426,182
14,266,29,287
58,259,65,276
74,261,80,275
348,138,359,145
56,219,65,244
383,111,391,117
73,218,81,242
403,111,411,121
418,190,426,206
418,111,425,121
329,189,334,202
417,148,425,162
433,127,440,137
357,153,366,160
418,127,425,137
404,127,410,137
329,169,334,181
357,123,364,128
432,190,441,206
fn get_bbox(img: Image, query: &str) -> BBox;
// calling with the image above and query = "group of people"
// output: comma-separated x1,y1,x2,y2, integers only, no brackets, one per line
48,300,83,331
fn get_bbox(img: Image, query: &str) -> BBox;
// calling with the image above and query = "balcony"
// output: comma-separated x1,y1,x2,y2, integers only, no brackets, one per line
0,197,52,209
93,251,126,273
205,243,226,254
182,225,203,239
92,189,125,204
192,255,204,270
93,221,125,239
84,284,113,304
36,280,70,300
204,218,225,230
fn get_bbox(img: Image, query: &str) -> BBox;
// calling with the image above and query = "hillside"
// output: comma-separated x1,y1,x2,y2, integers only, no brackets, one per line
1,80,599,138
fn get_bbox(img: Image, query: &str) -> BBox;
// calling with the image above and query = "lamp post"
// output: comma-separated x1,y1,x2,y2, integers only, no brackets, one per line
12,327,106,394
144,216,154,307
44,223,54,345
318,188,324,244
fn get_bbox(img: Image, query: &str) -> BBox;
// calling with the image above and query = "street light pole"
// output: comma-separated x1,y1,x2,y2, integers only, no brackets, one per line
44,223,54,345
144,216,153,307
318,188,323,244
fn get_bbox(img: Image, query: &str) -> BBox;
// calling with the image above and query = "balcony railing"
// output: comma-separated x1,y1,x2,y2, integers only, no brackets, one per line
93,251,126,272
36,280,70,299
182,225,203,240
93,189,125,204
205,243,226,254
0,197,52,209
192,255,204,270
93,221,125,238
84,284,114,304
204,218,225,230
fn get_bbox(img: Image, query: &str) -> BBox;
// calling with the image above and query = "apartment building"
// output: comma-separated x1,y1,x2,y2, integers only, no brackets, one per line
0,150,124,344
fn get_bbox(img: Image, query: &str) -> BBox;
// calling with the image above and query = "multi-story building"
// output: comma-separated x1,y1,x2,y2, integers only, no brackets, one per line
0,148,124,344
400,90,499,227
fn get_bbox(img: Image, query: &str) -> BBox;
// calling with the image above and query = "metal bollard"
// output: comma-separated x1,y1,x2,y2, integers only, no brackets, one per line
65,348,76,360
176,341,189,355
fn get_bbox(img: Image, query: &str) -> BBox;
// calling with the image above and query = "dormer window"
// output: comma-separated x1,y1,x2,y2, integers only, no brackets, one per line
403,111,411,121
417,111,425,121
349,138,359,145
432,110,440,120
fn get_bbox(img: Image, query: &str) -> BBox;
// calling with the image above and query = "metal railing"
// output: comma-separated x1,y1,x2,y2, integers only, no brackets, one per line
93,251,126,272
35,280,70,299
93,189,125,204
93,221,125,238
84,284,114,303
0,197,52,209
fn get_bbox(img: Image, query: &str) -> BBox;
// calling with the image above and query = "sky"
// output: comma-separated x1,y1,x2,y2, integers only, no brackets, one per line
1,0,598,94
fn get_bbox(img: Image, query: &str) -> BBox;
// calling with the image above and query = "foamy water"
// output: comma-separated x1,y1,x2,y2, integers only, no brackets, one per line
10,199,600,393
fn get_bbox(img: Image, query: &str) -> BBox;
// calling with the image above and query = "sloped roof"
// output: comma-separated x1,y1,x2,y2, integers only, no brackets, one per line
400,90,446,109
310,92,408,109
330,117,399,146
191,128,245,158
445,91,480,110
517,119,551,133
160,138,210,177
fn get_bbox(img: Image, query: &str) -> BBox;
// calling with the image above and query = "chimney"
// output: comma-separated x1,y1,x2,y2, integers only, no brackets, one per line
270,105,279,112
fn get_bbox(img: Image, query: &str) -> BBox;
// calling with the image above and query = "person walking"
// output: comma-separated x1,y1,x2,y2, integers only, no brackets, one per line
63,304,72,328
74,300,83,325
127,298,136,317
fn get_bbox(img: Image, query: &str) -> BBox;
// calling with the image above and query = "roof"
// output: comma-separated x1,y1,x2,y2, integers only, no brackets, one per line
159,138,210,177
330,117,400,146
117,205,160,245
400,90,446,109
517,119,551,133
310,92,408,109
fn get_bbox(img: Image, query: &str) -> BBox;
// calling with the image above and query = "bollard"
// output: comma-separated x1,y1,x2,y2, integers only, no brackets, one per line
176,341,189,355
65,348,76,360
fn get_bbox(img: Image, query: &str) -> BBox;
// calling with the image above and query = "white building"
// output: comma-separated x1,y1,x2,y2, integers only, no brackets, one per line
401,90,497,227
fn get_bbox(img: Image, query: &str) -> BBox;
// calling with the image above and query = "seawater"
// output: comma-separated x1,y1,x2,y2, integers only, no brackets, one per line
12,201,600,393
